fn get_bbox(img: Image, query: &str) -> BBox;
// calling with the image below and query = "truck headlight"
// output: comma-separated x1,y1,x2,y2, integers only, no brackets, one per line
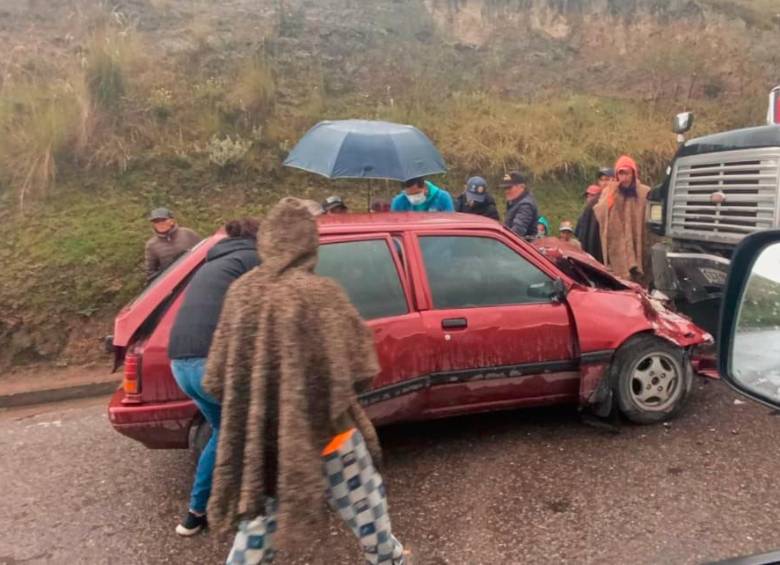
648,203,663,223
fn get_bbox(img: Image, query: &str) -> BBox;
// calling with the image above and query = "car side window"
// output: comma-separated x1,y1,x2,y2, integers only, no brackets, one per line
317,239,409,320
419,236,554,309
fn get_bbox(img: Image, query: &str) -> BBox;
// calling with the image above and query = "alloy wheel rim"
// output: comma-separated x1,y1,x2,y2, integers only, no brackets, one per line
628,352,681,412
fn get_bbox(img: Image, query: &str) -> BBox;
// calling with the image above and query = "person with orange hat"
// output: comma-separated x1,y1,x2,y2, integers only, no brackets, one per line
593,155,650,280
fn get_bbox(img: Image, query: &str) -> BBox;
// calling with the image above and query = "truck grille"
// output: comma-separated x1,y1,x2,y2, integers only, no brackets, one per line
668,148,780,244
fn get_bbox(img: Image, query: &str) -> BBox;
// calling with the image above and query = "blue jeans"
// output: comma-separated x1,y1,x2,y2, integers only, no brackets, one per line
171,358,221,514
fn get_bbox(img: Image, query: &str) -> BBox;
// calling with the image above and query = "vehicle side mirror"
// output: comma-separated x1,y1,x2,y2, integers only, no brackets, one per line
528,277,567,302
719,230,780,409
551,277,567,303
672,112,694,134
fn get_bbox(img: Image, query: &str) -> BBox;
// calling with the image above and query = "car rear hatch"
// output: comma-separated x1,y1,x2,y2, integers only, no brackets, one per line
113,235,222,352
111,233,224,398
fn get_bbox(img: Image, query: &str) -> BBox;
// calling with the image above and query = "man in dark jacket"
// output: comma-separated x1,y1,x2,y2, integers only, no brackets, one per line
575,185,604,263
168,218,261,537
454,176,500,221
501,171,539,239
145,207,202,283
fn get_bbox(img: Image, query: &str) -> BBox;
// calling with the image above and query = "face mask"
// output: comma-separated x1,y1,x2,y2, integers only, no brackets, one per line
406,192,426,206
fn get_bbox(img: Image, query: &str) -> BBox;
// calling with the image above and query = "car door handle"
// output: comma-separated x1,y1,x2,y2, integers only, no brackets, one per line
442,318,468,330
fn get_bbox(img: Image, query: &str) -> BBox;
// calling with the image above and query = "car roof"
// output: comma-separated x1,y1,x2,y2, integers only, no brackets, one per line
317,212,499,234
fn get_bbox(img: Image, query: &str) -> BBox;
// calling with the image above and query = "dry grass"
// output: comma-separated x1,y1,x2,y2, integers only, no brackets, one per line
228,55,276,128
372,93,681,181
0,77,88,210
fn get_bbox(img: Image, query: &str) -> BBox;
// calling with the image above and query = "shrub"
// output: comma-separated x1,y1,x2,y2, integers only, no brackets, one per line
229,56,276,127
149,87,174,120
207,134,252,168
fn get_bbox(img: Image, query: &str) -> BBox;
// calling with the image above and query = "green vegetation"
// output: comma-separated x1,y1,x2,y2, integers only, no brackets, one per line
0,0,777,367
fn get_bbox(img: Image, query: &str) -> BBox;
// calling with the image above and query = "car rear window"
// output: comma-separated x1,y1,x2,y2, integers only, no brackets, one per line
420,235,553,309
317,239,409,320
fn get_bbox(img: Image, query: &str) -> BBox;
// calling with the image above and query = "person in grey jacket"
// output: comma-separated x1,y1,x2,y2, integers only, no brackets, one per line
145,207,202,283
501,171,539,239
168,218,261,537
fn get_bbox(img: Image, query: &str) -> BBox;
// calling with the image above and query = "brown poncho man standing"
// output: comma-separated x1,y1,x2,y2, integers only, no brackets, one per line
593,155,650,280
202,197,404,563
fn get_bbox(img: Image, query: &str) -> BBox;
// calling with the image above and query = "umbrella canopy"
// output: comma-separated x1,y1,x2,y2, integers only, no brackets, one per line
283,119,446,182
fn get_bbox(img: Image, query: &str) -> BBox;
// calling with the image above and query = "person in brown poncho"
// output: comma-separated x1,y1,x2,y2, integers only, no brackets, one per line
593,155,650,281
202,197,406,564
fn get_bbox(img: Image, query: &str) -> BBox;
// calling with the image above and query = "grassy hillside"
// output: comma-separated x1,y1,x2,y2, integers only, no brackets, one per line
0,0,777,368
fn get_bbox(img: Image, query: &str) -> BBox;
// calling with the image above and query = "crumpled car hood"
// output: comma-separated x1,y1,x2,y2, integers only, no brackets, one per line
534,239,714,349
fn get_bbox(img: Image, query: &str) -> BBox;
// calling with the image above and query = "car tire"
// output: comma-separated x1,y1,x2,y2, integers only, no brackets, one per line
613,334,692,424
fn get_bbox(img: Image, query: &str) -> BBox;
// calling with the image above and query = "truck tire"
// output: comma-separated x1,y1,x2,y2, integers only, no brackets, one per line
613,335,692,424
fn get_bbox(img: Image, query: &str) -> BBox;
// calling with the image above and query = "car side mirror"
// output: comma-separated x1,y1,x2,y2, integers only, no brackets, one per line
719,230,780,409
552,277,567,302
672,112,694,134
528,277,567,302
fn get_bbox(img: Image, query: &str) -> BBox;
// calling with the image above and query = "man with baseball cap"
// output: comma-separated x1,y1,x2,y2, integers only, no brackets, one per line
501,171,539,239
454,176,499,220
558,220,582,250
597,167,615,191
584,185,602,204
145,207,202,283
321,195,348,214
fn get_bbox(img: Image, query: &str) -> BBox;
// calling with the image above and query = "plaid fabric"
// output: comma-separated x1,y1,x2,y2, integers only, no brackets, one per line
323,430,404,565
226,430,404,565
226,499,278,565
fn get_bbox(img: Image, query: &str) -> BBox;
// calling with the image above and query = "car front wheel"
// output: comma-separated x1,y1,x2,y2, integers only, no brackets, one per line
613,335,693,424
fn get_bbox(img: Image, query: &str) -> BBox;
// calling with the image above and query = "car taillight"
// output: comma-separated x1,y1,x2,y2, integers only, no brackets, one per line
122,353,142,403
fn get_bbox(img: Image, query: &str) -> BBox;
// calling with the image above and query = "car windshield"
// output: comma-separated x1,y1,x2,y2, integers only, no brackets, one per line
131,239,209,305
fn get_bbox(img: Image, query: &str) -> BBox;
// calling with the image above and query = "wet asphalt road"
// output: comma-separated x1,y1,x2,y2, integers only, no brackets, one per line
3,378,780,565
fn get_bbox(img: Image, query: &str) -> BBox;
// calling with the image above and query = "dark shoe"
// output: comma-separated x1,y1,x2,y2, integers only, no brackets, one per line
175,511,207,536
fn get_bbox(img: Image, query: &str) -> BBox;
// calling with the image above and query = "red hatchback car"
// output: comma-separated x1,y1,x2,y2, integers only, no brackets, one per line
108,213,711,449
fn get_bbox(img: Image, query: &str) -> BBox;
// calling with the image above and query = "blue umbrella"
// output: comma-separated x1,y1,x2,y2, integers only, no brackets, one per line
283,119,446,182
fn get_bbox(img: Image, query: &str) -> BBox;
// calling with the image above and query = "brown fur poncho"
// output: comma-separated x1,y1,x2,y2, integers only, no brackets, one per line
593,155,649,279
202,197,382,554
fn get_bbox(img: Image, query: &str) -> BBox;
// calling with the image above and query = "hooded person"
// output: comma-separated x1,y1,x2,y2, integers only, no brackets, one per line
536,216,551,238
593,155,650,280
202,198,406,564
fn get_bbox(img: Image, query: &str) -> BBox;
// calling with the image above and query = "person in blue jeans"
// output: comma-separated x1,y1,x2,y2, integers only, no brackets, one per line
168,218,261,536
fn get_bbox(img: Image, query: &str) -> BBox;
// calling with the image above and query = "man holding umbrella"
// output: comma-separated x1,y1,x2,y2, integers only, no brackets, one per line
283,119,450,215
390,177,454,213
